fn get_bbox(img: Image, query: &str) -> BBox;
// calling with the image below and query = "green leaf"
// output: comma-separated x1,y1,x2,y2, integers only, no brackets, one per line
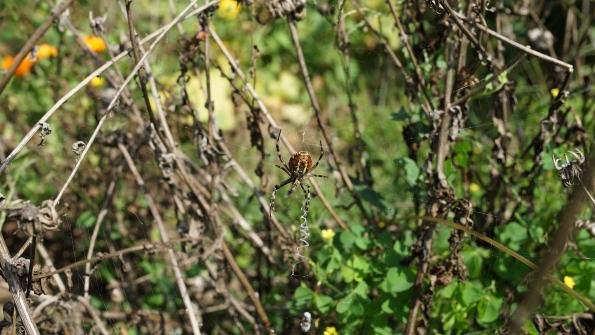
314,294,334,313
354,235,371,251
460,282,483,306
336,294,353,314
523,319,540,335
477,295,503,324
393,240,409,256
354,281,369,297
371,325,393,335
440,281,458,299
76,210,96,229
326,249,343,273
462,247,486,279
349,296,366,316
357,187,387,211
395,157,420,186
338,231,356,252
498,222,528,250
381,267,413,293
381,298,395,314
341,264,356,283
146,293,164,308
294,285,314,309
391,107,409,121
498,70,509,85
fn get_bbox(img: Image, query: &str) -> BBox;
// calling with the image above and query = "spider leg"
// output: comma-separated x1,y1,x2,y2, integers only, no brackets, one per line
569,149,584,164
309,173,327,178
270,177,293,216
275,164,291,175
275,130,288,168
310,140,325,171
288,179,301,196
552,155,562,170
300,182,308,194
274,178,293,192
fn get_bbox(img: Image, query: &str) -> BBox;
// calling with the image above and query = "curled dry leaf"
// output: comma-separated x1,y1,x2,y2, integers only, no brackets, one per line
31,264,57,295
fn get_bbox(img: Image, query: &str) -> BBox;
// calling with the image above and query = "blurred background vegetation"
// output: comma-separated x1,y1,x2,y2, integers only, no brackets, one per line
0,0,594,334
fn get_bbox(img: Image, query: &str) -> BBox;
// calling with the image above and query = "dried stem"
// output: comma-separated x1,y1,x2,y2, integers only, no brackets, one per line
510,151,595,332
221,241,273,334
118,143,203,335
209,27,349,231
0,236,39,334
287,18,371,223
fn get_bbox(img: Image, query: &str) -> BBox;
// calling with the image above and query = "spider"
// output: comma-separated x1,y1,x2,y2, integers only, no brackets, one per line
272,132,326,197
552,149,585,188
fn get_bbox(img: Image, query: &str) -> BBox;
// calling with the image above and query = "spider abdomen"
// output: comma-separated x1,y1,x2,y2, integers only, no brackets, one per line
289,151,313,175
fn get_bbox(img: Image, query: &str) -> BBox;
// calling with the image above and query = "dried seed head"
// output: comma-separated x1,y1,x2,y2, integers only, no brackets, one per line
38,200,61,231
552,149,585,188
21,203,40,222
38,122,52,146
72,141,86,159
31,264,57,295
265,0,307,20
39,122,51,136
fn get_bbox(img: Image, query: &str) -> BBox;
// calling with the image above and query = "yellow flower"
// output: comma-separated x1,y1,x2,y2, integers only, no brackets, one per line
321,229,335,242
218,0,241,20
469,183,481,193
83,35,107,53
563,276,575,289
550,88,559,98
323,326,338,335
90,76,105,88
36,43,58,60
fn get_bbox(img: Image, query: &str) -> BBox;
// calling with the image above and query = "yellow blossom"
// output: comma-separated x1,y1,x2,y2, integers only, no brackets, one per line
83,35,107,53
469,183,481,193
321,229,335,242
90,76,105,88
563,276,575,289
218,0,241,20
550,88,559,98
323,326,338,335
36,43,58,60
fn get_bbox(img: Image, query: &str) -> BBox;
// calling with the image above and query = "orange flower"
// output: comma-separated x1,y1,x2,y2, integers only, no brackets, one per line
83,35,106,53
1,55,35,77
36,43,58,60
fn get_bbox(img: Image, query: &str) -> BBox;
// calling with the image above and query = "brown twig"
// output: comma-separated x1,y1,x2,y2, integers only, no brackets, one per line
0,236,40,334
287,18,371,223
221,241,273,334
125,0,167,146
450,7,573,72
34,236,203,280
384,0,434,113
118,143,203,335
335,0,370,185
509,150,595,332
